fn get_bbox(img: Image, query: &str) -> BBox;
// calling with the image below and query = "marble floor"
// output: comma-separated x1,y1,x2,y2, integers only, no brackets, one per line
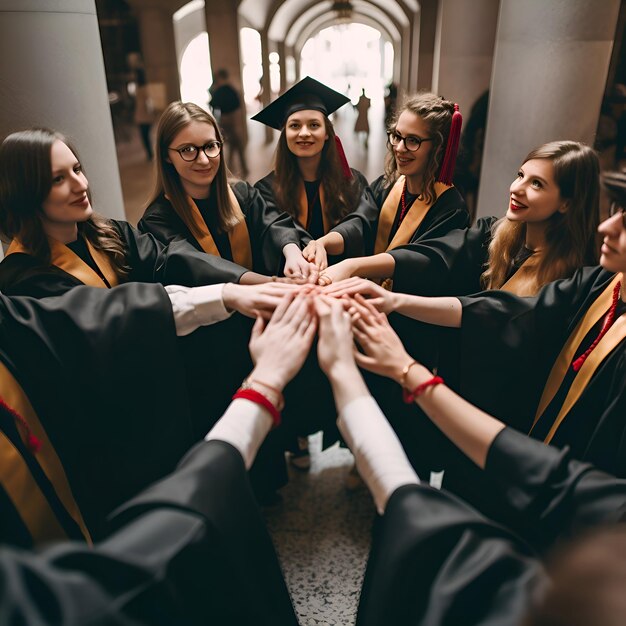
115,100,389,624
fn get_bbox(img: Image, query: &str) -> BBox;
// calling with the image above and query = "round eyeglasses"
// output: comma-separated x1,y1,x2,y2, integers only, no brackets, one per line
387,131,433,152
609,201,626,229
169,141,222,162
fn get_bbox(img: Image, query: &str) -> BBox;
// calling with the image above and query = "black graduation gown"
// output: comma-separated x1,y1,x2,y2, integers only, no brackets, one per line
458,266,626,473
398,267,626,530
0,283,193,544
0,220,248,298
357,427,626,626
369,175,469,256
387,216,496,297
0,221,256,457
138,181,302,275
0,439,298,625
254,168,379,261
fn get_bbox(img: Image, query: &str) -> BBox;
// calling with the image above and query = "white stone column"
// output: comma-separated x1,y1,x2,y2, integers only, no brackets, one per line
432,0,499,114
0,0,125,224
477,0,621,219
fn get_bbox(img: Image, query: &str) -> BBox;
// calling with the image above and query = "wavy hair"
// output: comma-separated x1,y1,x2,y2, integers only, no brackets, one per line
0,128,129,278
482,141,600,292
272,113,358,227
149,101,243,235
383,92,457,204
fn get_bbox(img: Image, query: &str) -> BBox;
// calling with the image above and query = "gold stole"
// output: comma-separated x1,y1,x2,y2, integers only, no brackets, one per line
500,254,542,297
6,237,119,289
374,177,452,254
530,273,626,444
0,361,92,544
297,180,329,233
172,188,253,270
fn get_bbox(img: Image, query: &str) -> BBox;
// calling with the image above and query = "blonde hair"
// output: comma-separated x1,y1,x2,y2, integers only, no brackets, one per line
149,102,243,236
482,141,600,293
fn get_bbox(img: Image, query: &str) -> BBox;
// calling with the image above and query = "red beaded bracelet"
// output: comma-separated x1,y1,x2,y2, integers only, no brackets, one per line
233,388,281,428
402,375,444,404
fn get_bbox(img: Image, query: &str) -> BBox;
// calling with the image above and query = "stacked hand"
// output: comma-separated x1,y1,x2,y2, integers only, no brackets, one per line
247,286,414,388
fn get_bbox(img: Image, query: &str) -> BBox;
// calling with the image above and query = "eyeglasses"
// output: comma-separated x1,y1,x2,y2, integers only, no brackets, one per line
387,131,433,152
609,201,626,228
169,141,222,161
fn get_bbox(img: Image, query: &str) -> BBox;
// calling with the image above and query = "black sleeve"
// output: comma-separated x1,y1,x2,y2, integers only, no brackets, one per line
485,427,626,547
115,220,248,285
329,169,380,257
0,441,297,626
410,187,469,244
457,266,611,427
357,483,543,626
254,173,312,247
388,216,496,296
233,180,301,275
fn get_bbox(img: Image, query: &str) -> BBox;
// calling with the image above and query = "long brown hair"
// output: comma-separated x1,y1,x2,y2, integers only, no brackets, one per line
482,141,600,292
149,102,243,236
0,128,129,278
383,92,456,204
272,113,358,227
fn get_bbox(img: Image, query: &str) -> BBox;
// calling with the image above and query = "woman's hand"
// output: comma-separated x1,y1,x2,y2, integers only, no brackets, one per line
302,239,329,271
349,294,414,382
282,243,318,283
314,296,357,378
322,277,397,314
317,259,355,287
222,282,302,319
248,293,317,390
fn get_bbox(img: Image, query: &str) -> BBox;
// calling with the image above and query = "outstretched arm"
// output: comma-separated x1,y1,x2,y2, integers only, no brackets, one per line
314,296,419,514
323,277,462,327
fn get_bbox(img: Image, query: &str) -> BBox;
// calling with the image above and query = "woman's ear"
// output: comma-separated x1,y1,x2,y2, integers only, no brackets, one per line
558,200,570,214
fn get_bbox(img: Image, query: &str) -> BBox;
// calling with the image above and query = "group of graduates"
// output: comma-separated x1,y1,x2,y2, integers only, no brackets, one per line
0,74,626,624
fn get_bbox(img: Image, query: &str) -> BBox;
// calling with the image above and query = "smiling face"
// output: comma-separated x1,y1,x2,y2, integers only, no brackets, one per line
284,109,329,160
507,158,567,224
391,110,432,183
168,120,220,198
40,140,92,230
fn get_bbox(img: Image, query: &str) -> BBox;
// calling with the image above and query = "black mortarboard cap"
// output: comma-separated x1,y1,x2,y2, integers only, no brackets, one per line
251,76,350,130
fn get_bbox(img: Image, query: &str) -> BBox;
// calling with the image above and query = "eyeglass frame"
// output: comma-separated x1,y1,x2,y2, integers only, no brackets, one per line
609,200,626,228
168,141,223,162
387,130,433,152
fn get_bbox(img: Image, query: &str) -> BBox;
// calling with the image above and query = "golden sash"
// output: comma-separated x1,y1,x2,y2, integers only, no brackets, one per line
173,187,253,270
297,180,329,234
374,177,452,254
0,360,92,544
500,253,542,297
530,273,625,443
6,237,119,289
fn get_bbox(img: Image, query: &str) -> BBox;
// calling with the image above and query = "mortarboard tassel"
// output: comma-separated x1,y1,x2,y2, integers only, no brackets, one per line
334,136,353,179
572,281,621,372
0,396,41,453
437,103,462,185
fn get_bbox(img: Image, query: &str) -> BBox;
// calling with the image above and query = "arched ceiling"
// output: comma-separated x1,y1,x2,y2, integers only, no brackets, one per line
269,0,410,42
288,2,402,51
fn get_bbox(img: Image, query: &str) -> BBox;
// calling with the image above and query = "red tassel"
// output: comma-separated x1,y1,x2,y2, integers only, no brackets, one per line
27,434,41,453
572,281,621,372
334,136,353,179
0,396,41,454
437,103,462,185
